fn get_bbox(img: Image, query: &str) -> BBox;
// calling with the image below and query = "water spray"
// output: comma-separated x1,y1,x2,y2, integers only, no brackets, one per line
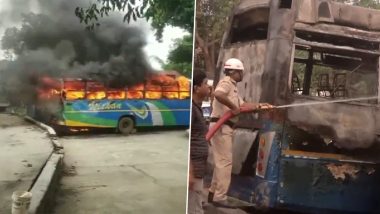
274,96,378,109
206,96,378,141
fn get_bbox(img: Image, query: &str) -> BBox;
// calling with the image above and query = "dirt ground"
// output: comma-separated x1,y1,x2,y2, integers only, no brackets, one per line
0,113,52,213
0,113,28,127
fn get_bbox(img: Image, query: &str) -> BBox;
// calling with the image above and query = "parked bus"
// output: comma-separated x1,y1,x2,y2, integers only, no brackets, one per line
31,73,190,134
208,0,380,213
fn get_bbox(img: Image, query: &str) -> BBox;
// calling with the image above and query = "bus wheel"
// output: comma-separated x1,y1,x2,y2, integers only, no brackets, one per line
118,117,135,135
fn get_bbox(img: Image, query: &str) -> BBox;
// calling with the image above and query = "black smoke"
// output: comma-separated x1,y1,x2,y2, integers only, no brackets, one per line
0,0,154,104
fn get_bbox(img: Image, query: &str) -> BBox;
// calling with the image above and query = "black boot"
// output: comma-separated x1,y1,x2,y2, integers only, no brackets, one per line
207,191,214,203
212,200,237,209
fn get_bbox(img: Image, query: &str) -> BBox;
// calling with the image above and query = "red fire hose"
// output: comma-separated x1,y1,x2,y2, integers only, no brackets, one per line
206,106,256,141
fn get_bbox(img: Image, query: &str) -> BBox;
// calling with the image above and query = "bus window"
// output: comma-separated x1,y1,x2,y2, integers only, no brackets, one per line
63,80,85,100
107,89,126,100
145,81,162,99
162,85,179,99
291,43,378,103
279,0,292,9
127,84,144,99
291,31,379,103
177,76,190,99
86,81,106,100
229,7,269,44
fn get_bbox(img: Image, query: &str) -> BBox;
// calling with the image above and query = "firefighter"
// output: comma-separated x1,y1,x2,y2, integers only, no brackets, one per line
208,58,273,208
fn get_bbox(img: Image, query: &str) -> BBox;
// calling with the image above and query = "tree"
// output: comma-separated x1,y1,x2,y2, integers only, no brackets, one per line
163,35,193,78
194,0,239,77
75,0,194,77
335,0,380,8
355,0,380,8
75,0,194,40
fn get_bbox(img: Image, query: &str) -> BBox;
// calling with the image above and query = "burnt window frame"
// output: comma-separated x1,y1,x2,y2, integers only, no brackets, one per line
288,33,380,104
226,7,270,45
62,79,86,101
279,0,292,9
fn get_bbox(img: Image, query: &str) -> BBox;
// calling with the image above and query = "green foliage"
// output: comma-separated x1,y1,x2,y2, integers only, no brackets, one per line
196,0,237,40
145,0,194,41
167,35,193,65
355,0,380,9
163,35,193,77
194,0,239,74
75,0,148,30
163,62,192,78
74,0,194,76
334,0,380,9
75,0,194,40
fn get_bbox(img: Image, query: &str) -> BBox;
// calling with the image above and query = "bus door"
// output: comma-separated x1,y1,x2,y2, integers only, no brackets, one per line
227,118,281,209
213,1,274,207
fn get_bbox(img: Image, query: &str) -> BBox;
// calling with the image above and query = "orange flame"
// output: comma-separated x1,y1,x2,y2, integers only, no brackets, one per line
150,74,177,85
177,76,190,99
65,91,85,100
145,79,162,99
63,80,86,100
86,91,106,100
38,74,190,101
86,81,106,100
107,90,126,99
127,84,144,99
40,77,61,89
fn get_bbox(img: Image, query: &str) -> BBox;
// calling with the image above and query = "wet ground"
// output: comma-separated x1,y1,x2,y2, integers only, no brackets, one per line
53,129,189,214
201,190,305,214
204,205,305,214
205,207,300,214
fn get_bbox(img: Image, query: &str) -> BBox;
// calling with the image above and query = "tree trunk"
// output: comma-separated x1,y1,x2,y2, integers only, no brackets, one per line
210,41,215,77
195,31,215,76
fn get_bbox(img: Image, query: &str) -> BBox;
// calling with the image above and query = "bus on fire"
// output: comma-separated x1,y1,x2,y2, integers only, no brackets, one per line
30,73,190,134
208,0,380,213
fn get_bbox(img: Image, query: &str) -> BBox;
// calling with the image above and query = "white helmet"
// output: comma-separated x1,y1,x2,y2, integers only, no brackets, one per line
224,58,244,71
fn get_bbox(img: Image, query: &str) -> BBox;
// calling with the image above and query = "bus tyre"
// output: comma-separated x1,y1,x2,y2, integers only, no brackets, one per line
118,117,135,135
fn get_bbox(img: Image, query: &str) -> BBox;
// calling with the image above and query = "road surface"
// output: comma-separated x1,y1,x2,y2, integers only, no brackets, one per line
53,129,189,214
0,114,52,213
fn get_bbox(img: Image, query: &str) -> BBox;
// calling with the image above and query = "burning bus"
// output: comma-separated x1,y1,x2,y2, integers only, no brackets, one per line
210,0,380,213
30,73,190,134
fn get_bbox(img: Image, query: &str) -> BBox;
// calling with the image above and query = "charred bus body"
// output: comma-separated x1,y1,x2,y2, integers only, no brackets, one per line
212,0,380,213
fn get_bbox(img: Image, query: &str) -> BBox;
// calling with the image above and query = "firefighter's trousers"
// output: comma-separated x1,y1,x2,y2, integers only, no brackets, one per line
209,123,233,202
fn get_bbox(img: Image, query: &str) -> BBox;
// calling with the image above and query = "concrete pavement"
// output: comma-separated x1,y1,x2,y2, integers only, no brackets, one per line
0,113,53,213
205,205,249,214
53,130,189,214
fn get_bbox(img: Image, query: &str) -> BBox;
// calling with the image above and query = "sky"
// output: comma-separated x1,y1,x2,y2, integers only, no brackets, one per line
0,0,188,70
145,26,188,69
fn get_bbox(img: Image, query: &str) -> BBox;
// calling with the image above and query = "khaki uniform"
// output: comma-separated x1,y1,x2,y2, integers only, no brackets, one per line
209,76,244,202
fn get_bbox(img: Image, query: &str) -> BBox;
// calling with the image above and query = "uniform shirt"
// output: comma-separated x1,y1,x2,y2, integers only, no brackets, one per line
211,76,244,123
190,100,209,178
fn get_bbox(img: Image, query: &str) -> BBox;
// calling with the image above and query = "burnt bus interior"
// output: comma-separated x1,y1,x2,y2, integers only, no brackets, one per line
287,30,380,157
291,32,378,101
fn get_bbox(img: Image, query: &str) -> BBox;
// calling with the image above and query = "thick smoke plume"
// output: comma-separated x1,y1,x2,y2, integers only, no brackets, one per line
0,0,154,104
